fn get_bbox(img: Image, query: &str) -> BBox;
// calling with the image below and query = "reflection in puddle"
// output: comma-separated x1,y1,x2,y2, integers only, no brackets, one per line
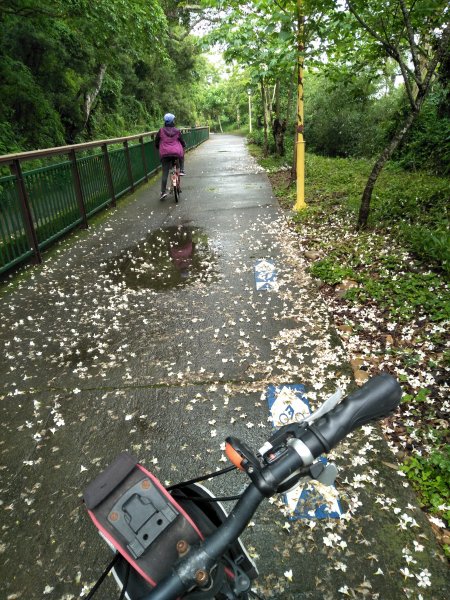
107,225,218,290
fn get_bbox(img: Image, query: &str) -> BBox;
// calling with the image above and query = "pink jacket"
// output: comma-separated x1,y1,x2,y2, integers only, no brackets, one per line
155,126,185,159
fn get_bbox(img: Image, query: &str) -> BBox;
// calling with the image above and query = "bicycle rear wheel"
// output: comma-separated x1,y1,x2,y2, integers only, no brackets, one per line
169,168,180,203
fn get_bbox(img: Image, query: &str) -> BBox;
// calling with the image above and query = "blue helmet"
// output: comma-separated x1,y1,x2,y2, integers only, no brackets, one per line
164,113,175,125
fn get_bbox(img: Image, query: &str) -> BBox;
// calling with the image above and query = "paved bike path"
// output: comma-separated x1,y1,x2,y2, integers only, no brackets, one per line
0,134,448,599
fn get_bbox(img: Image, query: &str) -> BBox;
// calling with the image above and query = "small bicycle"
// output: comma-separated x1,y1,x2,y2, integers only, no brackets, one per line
169,158,182,203
83,374,401,600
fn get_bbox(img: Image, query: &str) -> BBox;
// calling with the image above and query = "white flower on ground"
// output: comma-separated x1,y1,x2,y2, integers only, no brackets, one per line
428,515,446,528
323,532,346,548
400,567,414,579
416,569,431,588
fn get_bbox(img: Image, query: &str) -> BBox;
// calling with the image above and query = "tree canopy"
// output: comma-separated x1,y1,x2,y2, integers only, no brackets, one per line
0,0,209,152
1,0,449,203
195,0,450,225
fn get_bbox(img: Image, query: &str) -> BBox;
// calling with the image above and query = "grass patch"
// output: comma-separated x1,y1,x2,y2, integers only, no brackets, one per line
284,154,450,324
401,448,450,558
301,153,450,275
347,270,450,322
309,259,357,285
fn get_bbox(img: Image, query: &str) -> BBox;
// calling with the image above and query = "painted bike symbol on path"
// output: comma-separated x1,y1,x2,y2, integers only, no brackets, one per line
267,384,342,520
254,259,277,290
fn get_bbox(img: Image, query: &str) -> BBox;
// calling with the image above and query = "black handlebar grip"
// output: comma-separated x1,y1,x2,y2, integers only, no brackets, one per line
300,374,402,459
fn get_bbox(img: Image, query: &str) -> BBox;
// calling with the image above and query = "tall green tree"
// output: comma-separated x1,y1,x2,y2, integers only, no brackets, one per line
202,1,298,155
319,0,450,227
198,0,450,226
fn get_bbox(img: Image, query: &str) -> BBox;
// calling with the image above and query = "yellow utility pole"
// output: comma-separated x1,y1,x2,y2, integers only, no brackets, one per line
294,0,306,210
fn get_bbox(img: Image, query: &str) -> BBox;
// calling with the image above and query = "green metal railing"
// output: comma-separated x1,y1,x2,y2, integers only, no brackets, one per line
0,127,209,275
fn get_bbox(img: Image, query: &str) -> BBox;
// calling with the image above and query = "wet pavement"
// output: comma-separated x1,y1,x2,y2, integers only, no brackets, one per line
0,135,448,599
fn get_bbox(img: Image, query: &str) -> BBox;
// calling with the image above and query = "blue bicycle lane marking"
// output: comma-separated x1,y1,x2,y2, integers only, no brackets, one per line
254,259,277,290
267,384,343,520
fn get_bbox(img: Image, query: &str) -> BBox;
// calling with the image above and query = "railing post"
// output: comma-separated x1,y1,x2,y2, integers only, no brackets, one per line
69,150,88,229
10,160,42,264
123,141,135,192
139,136,149,181
102,144,116,207
150,133,160,173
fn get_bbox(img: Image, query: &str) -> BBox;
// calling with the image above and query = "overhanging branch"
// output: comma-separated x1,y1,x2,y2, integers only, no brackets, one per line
399,0,421,78
346,0,420,108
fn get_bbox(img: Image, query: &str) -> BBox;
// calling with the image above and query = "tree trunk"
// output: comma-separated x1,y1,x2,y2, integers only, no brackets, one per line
83,64,107,128
260,79,269,157
275,79,281,120
218,115,223,133
271,80,286,156
272,118,287,156
357,108,418,228
349,11,450,228
268,85,273,119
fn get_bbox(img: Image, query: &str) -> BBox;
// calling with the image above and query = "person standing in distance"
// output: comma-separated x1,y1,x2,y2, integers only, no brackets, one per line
155,113,186,201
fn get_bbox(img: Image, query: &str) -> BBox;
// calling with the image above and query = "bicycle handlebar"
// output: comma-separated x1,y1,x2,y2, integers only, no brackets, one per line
141,374,402,600
297,374,402,460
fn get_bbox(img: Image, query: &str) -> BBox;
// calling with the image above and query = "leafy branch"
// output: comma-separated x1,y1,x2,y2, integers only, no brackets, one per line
0,0,63,18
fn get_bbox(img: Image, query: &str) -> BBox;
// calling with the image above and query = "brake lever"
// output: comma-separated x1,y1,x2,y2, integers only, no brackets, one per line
310,461,338,486
260,388,344,460
303,389,343,425
277,459,338,494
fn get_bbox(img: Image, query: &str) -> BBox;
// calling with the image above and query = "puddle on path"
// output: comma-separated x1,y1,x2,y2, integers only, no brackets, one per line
106,225,218,290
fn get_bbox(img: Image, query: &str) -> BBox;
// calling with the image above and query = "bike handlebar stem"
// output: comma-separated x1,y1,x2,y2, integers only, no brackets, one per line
140,485,266,600
142,447,310,600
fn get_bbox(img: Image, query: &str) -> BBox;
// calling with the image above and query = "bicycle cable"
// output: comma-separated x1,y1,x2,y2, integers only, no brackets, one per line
84,553,121,599
171,492,243,503
166,465,237,491
118,560,131,600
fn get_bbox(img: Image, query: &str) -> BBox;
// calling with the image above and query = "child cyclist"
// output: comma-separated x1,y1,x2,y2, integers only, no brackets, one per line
155,113,186,200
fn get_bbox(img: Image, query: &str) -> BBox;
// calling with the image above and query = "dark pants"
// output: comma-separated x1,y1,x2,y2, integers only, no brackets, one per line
161,156,184,193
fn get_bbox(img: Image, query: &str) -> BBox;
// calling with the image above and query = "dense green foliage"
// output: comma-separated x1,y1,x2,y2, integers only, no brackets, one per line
200,0,449,229
2,0,449,179
1,1,449,271
210,63,450,176
0,0,208,153
401,448,450,556
303,71,450,176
